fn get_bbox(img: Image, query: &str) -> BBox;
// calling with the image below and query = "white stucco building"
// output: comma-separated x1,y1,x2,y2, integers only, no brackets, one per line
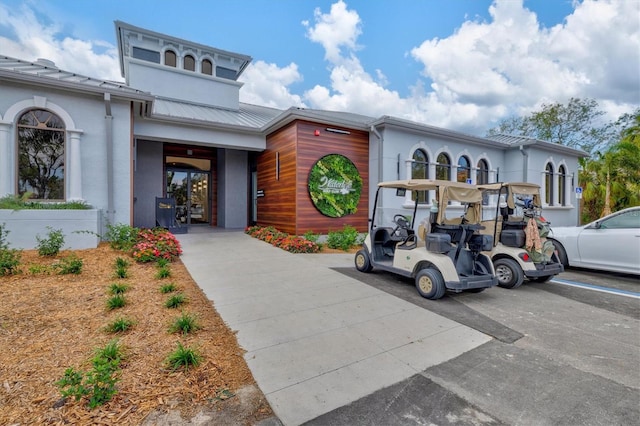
0,21,587,248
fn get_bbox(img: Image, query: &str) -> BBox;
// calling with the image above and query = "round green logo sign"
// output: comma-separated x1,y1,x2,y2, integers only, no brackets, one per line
308,154,362,218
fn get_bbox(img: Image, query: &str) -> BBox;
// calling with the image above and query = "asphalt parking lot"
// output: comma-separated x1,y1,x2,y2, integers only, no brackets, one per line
307,267,640,426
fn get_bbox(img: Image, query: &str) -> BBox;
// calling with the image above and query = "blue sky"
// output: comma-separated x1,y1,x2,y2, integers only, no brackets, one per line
0,0,638,135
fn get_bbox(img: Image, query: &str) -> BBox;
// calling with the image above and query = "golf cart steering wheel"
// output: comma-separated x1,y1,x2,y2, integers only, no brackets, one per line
393,214,410,230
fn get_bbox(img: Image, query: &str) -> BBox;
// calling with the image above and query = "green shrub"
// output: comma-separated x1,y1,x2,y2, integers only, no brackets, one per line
166,342,201,371
326,225,360,251
302,230,320,243
0,193,90,210
114,257,130,269
0,248,21,276
0,224,22,276
165,293,186,309
36,227,65,256
108,283,129,295
168,312,201,335
113,265,128,279
56,340,122,409
93,339,124,364
156,258,169,268
28,264,51,275
155,266,171,279
105,317,135,333
160,283,177,294
105,223,139,251
53,253,83,274
106,294,126,310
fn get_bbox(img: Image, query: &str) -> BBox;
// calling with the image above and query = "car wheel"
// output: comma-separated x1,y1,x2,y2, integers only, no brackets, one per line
550,240,569,268
354,249,373,272
533,275,553,283
415,268,446,300
494,258,524,289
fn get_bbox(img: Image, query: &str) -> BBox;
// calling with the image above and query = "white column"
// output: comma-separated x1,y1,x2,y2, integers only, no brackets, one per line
67,129,84,201
0,121,12,197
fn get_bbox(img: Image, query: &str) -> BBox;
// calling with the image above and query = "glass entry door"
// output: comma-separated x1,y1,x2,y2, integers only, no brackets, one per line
166,170,210,225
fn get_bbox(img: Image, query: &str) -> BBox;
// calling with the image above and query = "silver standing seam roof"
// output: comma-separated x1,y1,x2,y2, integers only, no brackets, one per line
0,55,154,102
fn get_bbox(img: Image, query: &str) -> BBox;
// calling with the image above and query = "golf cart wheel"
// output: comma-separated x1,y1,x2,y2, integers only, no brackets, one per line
354,249,373,272
494,258,524,289
415,268,446,300
533,275,553,283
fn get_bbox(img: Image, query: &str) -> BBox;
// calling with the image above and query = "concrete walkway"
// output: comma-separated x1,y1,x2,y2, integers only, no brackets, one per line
177,231,492,426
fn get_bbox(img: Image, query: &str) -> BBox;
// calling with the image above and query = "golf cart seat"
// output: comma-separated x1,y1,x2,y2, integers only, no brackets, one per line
373,227,399,258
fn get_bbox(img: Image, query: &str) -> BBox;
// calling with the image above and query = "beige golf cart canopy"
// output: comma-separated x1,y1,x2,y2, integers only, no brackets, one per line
377,179,483,224
478,182,541,209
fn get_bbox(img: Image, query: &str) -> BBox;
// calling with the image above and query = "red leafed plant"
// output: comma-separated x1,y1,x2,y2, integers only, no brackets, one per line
131,228,183,262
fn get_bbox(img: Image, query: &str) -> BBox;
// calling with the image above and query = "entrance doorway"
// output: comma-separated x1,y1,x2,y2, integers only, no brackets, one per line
166,169,210,225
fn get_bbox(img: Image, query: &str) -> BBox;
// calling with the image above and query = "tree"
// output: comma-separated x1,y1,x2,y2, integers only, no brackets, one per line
487,98,629,154
580,111,640,222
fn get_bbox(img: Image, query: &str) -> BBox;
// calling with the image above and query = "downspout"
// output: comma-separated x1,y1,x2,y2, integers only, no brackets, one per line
370,124,383,221
519,145,528,181
104,93,115,228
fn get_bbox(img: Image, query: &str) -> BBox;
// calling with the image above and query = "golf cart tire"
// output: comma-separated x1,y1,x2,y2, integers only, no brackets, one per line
354,249,373,273
415,268,446,300
495,258,524,289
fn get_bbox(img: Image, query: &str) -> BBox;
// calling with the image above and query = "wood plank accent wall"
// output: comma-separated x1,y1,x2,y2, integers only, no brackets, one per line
163,144,217,227
258,120,369,235
296,121,369,235
257,123,298,233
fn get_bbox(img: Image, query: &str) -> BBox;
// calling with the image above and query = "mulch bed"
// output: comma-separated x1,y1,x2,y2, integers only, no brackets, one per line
0,244,273,425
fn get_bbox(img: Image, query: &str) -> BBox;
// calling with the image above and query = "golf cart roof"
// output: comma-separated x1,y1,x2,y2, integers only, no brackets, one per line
478,182,541,196
378,179,476,191
377,179,482,203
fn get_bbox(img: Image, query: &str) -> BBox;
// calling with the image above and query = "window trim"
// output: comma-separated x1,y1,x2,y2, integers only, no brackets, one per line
16,108,66,200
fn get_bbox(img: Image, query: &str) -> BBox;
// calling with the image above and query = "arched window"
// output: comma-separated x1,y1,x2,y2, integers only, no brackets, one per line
545,163,554,205
411,149,429,203
457,156,470,183
436,153,451,181
202,59,213,75
476,159,489,184
184,54,195,71
558,165,567,206
17,109,65,199
164,50,176,67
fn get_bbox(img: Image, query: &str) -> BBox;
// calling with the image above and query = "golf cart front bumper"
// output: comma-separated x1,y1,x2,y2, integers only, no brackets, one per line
446,275,498,292
523,261,564,278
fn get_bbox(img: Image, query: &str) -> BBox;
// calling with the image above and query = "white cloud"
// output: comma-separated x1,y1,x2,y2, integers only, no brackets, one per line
238,61,305,109
0,2,122,81
1,0,637,136
297,0,639,134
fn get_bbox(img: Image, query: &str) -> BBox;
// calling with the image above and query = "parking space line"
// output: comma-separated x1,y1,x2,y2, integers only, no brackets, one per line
550,278,640,299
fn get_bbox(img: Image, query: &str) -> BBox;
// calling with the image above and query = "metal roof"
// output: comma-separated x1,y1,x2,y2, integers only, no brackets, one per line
487,134,589,157
152,98,283,131
0,55,153,101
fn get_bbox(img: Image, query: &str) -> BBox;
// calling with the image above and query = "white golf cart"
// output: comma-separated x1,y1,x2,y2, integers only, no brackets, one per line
354,179,497,300
477,182,564,288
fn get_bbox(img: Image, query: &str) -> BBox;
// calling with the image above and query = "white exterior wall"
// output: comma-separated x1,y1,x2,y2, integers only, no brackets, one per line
134,120,265,151
0,84,133,224
368,125,582,229
127,60,241,109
